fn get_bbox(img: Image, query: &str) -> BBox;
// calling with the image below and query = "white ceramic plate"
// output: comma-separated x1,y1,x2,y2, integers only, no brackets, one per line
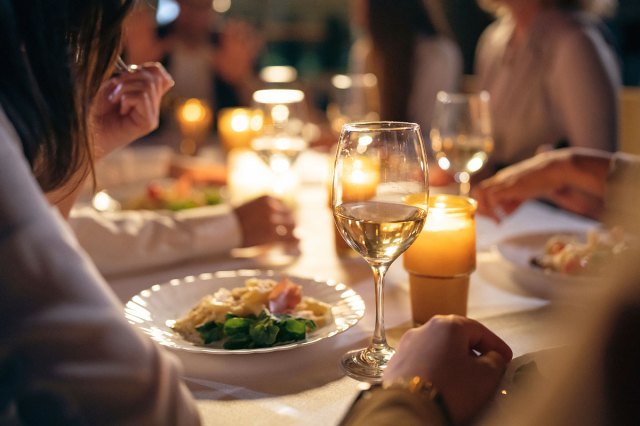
495,231,598,299
124,270,365,354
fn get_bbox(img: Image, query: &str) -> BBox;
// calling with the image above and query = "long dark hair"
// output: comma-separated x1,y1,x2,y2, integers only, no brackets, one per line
368,0,438,122
0,0,133,193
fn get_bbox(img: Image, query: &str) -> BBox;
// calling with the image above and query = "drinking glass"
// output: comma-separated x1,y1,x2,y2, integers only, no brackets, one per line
250,89,308,174
430,91,493,196
332,121,429,382
327,73,380,134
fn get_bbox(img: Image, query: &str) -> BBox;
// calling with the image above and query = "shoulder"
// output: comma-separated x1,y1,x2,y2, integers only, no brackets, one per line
540,11,614,58
542,11,619,81
476,17,511,54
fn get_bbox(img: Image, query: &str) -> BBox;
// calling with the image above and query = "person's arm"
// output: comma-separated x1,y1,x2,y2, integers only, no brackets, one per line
341,316,512,426
549,23,620,152
473,148,612,221
69,195,298,276
0,110,200,425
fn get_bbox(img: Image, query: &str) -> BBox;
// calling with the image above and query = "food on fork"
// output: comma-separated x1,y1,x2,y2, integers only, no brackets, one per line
530,227,628,275
172,277,332,349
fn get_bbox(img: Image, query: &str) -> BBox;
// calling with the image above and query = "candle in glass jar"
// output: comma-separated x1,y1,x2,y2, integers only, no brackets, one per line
218,108,264,152
341,157,379,201
176,98,212,154
403,194,477,324
403,194,476,276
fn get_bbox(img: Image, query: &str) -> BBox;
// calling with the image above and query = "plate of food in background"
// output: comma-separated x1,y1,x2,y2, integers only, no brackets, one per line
91,176,225,213
495,228,628,299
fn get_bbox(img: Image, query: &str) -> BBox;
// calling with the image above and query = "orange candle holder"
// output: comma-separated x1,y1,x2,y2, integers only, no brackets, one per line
403,194,477,324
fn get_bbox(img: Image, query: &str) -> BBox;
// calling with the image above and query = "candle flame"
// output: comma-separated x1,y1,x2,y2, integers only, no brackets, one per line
180,99,207,122
230,113,250,132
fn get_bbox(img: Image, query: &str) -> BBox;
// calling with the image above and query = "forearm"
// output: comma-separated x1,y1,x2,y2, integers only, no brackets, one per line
69,204,242,276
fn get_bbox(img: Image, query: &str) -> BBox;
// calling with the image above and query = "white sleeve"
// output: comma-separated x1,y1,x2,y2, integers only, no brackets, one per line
69,203,242,276
0,110,200,425
549,24,620,152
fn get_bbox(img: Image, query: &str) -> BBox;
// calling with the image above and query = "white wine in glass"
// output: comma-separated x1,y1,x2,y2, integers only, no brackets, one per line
430,91,493,196
332,121,429,382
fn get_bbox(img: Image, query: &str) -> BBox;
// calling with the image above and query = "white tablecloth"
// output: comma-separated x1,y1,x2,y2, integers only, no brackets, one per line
107,175,598,426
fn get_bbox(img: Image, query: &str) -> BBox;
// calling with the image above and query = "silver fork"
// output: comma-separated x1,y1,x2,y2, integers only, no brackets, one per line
115,56,136,74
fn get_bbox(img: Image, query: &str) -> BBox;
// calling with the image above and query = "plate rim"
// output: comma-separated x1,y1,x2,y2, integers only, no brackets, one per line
124,269,365,355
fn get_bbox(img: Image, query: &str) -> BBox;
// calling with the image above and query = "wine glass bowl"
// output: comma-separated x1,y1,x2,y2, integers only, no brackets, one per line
430,91,493,196
332,121,429,382
251,89,308,173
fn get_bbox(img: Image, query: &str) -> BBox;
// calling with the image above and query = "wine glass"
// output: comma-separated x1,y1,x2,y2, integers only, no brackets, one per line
250,89,309,174
327,73,380,134
430,91,493,196
332,121,429,382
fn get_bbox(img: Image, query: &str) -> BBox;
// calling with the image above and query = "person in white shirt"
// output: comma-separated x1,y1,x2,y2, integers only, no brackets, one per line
0,0,201,423
475,0,620,168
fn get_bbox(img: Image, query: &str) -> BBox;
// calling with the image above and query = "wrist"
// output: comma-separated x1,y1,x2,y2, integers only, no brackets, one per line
380,376,453,425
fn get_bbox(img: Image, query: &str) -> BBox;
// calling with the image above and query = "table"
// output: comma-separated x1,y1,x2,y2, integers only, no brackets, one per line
107,159,598,426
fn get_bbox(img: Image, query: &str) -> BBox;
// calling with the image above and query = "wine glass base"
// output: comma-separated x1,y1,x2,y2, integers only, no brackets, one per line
340,346,395,383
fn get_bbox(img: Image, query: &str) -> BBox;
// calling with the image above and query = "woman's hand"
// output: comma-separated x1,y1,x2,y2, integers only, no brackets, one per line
90,62,174,159
384,315,512,426
233,196,298,247
472,148,611,221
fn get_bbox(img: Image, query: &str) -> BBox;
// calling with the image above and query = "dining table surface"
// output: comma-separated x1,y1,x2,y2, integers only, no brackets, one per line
104,149,600,426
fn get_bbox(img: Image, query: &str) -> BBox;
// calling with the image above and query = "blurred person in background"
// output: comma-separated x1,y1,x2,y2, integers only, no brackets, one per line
123,0,263,126
350,0,462,135
475,0,620,169
349,0,463,185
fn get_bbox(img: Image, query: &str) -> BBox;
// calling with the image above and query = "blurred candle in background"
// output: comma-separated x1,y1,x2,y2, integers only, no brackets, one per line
403,194,477,324
176,98,212,155
217,108,264,153
330,154,380,256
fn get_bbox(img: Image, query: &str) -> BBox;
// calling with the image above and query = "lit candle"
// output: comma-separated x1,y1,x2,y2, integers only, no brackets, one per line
403,194,477,324
176,98,212,155
217,108,264,152
330,155,380,256
341,157,379,202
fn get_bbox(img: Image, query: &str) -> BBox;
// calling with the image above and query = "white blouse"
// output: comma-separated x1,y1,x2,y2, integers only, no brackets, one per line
0,108,200,425
476,10,621,166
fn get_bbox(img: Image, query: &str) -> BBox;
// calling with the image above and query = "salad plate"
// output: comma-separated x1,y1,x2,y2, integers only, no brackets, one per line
124,269,365,354
91,177,225,212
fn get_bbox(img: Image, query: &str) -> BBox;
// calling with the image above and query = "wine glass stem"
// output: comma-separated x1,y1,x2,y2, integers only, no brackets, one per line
370,264,390,352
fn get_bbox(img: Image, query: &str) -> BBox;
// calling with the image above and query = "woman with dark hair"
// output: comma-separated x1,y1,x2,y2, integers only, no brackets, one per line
0,0,199,423
350,0,462,134
475,0,620,168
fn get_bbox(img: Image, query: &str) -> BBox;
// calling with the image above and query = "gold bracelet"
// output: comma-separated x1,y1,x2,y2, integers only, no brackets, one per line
381,376,453,425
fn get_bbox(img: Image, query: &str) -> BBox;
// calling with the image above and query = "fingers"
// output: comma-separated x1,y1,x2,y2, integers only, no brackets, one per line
234,196,299,247
460,317,513,362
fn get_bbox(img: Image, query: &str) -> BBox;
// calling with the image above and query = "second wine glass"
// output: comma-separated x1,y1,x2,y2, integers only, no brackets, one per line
430,91,494,196
332,121,429,382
